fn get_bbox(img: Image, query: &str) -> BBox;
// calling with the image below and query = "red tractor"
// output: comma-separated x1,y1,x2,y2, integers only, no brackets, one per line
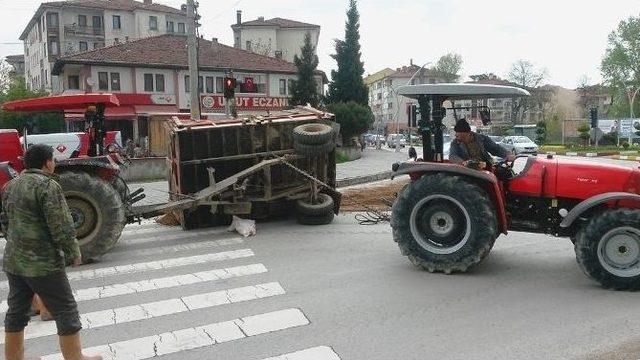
391,84,640,290
0,94,138,261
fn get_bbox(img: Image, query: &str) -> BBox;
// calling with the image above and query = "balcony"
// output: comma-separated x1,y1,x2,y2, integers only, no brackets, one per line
64,25,104,37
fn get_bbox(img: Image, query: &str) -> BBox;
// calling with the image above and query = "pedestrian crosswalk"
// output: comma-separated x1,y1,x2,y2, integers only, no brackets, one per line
0,220,341,360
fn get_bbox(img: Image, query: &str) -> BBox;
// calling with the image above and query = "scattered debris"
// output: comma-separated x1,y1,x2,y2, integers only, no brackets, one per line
340,178,409,212
227,216,257,237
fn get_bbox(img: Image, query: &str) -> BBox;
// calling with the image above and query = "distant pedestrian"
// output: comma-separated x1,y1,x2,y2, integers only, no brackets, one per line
1,144,102,360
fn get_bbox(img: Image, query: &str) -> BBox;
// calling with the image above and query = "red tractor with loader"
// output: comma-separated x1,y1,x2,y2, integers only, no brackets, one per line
391,84,640,290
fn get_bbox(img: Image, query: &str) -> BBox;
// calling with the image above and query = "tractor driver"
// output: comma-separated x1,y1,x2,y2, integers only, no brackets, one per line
449,118,513,169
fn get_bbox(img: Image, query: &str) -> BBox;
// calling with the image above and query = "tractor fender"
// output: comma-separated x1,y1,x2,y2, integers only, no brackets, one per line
393,161,508,234
56,156,121,182
560,192,640,228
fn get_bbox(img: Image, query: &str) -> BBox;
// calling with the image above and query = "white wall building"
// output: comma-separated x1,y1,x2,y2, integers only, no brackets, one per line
364,63,455,134
19,0,186,92
231,11,320,63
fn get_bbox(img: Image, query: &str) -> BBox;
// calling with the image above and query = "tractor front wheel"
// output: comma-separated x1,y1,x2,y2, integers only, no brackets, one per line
391,173,498,273
58,172,126,262
575,209,640,290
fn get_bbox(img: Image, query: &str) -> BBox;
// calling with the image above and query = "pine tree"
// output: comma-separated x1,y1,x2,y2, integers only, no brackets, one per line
326,0,368,105
290,32,320,107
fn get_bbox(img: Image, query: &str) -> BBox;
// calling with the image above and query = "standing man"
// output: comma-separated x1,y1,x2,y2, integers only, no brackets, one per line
449,118,513,168
1,144,102,360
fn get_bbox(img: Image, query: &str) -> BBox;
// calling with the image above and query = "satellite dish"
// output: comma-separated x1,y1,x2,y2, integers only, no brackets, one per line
86,77,96,87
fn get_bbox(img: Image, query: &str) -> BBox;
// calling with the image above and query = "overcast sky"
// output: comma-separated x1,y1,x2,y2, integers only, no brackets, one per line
2,0,639,89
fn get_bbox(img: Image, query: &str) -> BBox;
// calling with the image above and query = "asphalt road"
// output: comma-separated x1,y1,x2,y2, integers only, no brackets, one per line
2,215,638,360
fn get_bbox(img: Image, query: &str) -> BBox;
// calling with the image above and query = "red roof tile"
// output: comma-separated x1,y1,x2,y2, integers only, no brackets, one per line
53,35,300,75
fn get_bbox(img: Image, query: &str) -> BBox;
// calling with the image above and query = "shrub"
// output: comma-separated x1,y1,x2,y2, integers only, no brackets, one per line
326,101,374,140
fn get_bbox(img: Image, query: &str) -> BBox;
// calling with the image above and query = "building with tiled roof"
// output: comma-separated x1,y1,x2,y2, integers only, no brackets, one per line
52,33,326,112
20,0,187,91
5,55,25,79
231,11,320,63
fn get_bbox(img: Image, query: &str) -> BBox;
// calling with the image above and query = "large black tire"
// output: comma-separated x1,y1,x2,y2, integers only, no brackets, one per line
293,123,334,145
57,172,126,261
296,193,335,225
391,173,498,274
294,141,335,157
575,209,640,291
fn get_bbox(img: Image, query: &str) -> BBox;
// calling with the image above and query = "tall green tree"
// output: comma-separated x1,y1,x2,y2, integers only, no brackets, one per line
0,77,64,134
435,53,463,82
326,0,368,105
289,32,320,108
601,15,640,118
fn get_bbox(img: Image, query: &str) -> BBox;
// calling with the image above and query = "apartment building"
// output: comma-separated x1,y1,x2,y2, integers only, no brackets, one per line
20,0,186,92
364,62,454,133
231,11,320,63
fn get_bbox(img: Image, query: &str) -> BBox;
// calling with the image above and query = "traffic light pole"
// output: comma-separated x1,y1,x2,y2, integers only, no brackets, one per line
187,0,201,121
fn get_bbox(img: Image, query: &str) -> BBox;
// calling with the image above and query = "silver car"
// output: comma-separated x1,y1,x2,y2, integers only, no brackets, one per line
500,136,538,155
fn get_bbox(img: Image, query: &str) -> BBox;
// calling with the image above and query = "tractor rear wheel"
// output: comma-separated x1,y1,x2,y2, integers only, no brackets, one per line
575,209,640,291
58,171,125,262
391,173,498,273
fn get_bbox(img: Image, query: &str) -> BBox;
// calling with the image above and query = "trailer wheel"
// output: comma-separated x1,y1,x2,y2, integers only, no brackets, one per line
296,193,335,225
575,209,640,291
58,171,125,262
391,173,498,274
294,141,335,157
293,123,334,145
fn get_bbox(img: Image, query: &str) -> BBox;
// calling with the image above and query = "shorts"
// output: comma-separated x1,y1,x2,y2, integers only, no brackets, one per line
4,271,82,336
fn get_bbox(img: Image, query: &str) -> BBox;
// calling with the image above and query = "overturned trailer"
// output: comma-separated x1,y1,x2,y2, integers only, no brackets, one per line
132,106,341,230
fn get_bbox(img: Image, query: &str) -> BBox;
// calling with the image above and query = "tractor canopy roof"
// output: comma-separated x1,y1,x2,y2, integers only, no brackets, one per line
1,93,121,112
397,83,530,101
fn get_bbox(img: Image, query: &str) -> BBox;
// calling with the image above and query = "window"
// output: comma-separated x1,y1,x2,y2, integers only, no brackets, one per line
238,74,266,94
47,12,59,27
279,79,287,95
198,76,204,93
78,15,87,27
43,43,47,57
246,41,252,52
274,51,283,59
184,75,190,92
167,21,174,33
68,75,80,90
388,102,393,109
149,16,158,30
93,42,101,49
93,16,102,30
144,74,154,92
215,77,224,93
177,23,185,34
112,15,121,29
205,76,214,93
110,72,121,91
98,72,109,90
44,70,47,85
114,38,120,44
79,42,88,52
377,93,382,100
155,74,165,92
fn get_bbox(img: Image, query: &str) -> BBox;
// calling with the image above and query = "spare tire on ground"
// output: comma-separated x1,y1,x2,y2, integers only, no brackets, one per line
293,123,334,145
57,171,126,262
296,193,335,225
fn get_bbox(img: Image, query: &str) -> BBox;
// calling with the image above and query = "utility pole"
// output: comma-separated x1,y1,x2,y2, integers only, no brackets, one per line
187,0,201,120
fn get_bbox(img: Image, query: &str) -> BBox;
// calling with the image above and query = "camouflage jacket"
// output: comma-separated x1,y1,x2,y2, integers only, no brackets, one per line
1,169,81,277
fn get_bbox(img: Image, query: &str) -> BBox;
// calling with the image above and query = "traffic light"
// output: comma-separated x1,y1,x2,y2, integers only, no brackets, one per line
223,77,236,99
590,107,598,128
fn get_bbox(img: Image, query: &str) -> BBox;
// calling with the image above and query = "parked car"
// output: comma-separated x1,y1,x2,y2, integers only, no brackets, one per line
489,135,503,144
500,136,538,155
387,134,407,148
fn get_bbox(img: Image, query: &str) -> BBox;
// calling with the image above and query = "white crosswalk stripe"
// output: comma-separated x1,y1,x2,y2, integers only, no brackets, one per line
0,264,267,313
41,308,310,360
1,282,286,343
0,222,341,360
261,346,342,360
0,247,251,291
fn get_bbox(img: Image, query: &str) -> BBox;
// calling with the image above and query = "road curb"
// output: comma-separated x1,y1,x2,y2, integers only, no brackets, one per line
336,171,394,188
